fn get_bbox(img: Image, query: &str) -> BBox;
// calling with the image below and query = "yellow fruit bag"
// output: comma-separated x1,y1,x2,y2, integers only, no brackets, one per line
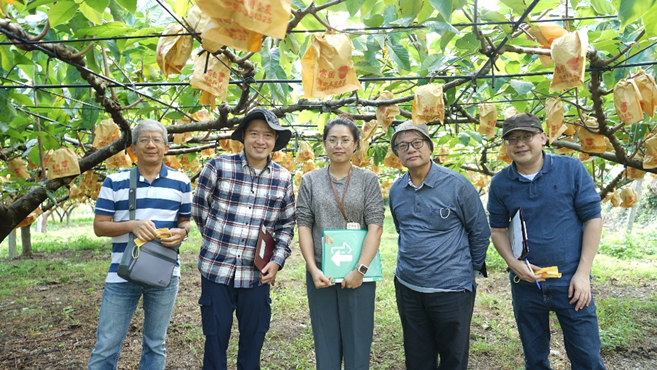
301,32,362,98
196,0,292,40
156,23,193,78
620,187,638,208
497,143,512,164
191,53,231,109
383,146,402,170
106,151,133,169
478,103,497,137
8,158,30,178
527,23,568,67
634,70,657,118
92,118,121,149
578,116,606,153
643,136,657,169
361,119,378,142
295,141,315,163
545,97,567,144
163,155,182,170
47,148,81,180
413,84,444,125
375,91,400,132
614,78,644,124
550,31,589,92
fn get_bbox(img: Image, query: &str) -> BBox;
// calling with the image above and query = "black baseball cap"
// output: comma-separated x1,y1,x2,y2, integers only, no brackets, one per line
231,108,292,152
502,113,543,138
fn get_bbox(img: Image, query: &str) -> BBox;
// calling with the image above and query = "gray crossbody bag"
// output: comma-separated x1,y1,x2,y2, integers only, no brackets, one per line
117,167,178,288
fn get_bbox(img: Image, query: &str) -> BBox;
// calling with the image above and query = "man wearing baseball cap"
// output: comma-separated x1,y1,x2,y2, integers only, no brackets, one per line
192,108,296,369
388,121,490,370
488,113,605,369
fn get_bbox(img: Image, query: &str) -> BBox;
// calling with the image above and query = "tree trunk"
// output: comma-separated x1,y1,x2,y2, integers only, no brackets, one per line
21,225,32,258
8,229,17,259
40,210,50,234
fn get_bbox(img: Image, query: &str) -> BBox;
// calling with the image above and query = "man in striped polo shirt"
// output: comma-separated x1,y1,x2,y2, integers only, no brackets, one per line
88,119,192,370
193,108,296,369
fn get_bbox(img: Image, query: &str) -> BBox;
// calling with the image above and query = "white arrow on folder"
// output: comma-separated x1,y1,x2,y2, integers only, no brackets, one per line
331,250,353,266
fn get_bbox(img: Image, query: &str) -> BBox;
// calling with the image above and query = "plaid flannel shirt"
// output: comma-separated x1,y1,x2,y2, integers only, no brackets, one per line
192,150,296,288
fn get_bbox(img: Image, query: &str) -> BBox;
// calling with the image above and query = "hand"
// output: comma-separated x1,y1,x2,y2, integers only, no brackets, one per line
260,261,280,285
310,268,334,289
132,220,158,242
160,228,186,248
341,270,364,289
568,271,592,311
509,259,545,284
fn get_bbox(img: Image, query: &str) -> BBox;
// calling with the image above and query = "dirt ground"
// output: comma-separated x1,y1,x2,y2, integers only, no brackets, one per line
1,247,656,370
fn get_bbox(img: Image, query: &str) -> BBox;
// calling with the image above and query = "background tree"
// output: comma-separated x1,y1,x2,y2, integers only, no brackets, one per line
1,0,657,242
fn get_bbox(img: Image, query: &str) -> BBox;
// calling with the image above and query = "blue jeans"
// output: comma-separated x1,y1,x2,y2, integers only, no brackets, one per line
88,277,179,370
510,280,606,370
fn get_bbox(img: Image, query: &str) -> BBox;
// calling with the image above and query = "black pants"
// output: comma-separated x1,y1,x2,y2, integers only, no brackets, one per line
394,277,476,370
198,277,271,370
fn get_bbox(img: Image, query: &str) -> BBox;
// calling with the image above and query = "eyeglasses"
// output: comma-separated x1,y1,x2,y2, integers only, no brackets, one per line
395,138,426,153
325,137,353,147
137,136,165,145
504,132,537,146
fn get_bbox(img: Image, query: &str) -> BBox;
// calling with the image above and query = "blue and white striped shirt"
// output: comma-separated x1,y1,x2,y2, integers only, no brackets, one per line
95,165,192,283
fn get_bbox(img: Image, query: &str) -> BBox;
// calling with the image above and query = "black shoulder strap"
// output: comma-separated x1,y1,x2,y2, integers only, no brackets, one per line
129,167,137,221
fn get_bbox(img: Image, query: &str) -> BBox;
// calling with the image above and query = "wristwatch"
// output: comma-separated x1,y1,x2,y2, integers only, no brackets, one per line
356,263,368,275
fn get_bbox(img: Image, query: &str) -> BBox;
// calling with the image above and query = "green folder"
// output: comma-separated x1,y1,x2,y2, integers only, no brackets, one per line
321,229,383,283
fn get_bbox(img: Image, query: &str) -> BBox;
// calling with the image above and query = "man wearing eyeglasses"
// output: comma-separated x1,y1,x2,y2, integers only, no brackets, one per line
488,113,605,369
388,121,491,370
89,119,192,369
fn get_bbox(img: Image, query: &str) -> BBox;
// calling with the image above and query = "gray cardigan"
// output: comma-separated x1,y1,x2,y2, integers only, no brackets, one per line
296,166,385,267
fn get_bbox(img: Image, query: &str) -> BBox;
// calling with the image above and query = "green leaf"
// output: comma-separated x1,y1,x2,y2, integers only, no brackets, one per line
114,0,136,13
643,1,657,37
423,20,461,35
500,0,526,16
458,132,471,146
22,0,58,12
386,42,411,72
428,0,452,21
46,190,58,205
470,131,483,144
80,2,104,24
84,0,110,14
48,1,79,28
591,0,616,14
509,79,534,96
616,0,654,30
76,22,128,38
399,0,423,18
317,113,330,134
80,99,100,130
0,90,17,121
346,0,365,16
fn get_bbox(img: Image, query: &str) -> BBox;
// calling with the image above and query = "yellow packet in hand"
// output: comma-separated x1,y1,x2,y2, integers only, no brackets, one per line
157,228,173,238
534,266,562,279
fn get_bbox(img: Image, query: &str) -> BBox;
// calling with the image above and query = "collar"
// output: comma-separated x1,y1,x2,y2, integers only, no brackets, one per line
507,151,552,181
403,162,438,189
136,164,169,182
238,149,273,173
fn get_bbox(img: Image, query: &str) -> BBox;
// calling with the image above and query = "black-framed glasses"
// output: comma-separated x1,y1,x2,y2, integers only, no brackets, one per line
395,138,426,153
504,132,537,146
137,136,165,145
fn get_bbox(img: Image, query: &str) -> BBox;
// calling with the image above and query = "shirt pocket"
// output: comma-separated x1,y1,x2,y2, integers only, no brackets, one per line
428,204,460,231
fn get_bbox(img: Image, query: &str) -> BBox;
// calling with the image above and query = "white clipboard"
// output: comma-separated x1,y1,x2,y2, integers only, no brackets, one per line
508,207,529,260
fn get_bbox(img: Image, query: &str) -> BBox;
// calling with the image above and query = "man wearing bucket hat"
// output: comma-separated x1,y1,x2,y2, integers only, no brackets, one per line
488,113,605,369
192,108,296,370
388,121,490,370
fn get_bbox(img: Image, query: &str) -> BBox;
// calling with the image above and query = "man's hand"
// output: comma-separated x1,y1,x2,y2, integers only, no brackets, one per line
132,220,158,242
508,259,545,284
160,228,186,248
341,270,364,289
260,261,280,285
569,271,592,311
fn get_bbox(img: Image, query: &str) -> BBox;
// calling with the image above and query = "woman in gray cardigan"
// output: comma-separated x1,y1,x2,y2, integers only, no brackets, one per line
296,115,385,370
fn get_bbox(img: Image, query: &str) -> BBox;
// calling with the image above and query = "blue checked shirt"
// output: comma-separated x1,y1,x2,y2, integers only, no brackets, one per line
192,150,296,288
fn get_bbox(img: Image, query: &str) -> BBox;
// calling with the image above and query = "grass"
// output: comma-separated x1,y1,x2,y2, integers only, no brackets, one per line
1,210,657,368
